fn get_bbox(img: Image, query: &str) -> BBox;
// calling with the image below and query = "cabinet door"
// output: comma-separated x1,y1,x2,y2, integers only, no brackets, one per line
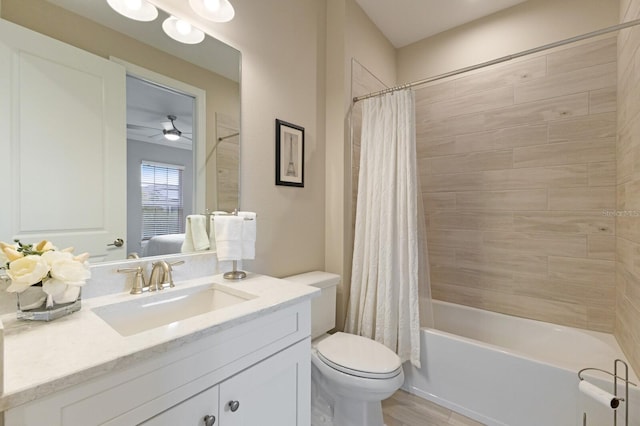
0,18,126,261
219,339,311,426
140,385,219,426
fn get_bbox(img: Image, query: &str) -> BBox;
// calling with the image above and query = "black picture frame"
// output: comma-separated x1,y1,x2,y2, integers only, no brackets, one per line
275,119,305,187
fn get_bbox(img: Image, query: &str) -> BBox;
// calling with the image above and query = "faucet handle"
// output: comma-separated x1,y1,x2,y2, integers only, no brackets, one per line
166,260,185,288
117,266,146,294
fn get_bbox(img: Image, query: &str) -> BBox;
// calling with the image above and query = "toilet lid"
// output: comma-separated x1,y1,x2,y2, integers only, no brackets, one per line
315,332,402,379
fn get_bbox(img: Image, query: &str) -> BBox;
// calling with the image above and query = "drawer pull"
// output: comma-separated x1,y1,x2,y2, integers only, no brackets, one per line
203,414,216,425
228,400,240,412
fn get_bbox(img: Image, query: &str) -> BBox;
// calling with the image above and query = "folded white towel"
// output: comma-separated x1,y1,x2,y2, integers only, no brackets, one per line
181,215,209,253
214,216,244,261
208,211,230,252
237,211,257,260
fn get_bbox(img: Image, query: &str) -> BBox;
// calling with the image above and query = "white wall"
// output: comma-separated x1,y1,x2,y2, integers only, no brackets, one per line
397,0,619,84
153,0,327,277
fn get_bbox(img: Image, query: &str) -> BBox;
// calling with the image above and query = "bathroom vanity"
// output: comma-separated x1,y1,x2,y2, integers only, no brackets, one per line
0,273,317,425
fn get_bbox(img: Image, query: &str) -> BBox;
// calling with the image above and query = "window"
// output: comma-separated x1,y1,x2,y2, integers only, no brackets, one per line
141,161,184,240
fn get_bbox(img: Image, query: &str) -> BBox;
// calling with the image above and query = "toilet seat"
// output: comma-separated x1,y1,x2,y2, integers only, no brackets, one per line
315,332,402,380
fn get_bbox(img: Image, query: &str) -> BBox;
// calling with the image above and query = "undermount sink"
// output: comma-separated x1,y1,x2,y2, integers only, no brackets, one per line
93,284,256,337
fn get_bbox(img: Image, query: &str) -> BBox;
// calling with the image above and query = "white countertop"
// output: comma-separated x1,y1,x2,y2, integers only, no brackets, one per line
0,273,318,411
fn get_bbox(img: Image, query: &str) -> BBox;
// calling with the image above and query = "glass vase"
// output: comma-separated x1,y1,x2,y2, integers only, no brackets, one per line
16,284,81,321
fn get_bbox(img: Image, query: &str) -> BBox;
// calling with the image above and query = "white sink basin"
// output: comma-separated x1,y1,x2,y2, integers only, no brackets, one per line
93,284,256,336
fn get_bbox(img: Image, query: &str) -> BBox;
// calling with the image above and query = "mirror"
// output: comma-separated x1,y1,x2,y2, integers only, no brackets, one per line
0,0,240,261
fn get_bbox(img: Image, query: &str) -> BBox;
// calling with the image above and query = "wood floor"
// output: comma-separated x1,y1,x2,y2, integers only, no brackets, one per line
382,390,485,426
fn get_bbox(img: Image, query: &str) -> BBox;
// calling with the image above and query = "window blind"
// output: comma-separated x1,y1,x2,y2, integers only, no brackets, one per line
140,161,184,240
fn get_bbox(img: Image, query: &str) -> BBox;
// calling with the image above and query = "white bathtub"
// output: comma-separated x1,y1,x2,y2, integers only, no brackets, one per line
402,300,640,426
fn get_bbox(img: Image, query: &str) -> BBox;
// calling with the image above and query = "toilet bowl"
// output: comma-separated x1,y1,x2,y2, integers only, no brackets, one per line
311,332,404,426
283,272,404,426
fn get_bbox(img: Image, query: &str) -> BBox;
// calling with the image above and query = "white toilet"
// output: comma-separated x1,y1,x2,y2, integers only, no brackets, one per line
284,271,404,426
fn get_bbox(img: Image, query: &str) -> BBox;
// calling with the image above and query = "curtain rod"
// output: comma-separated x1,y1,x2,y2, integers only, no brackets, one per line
353,18,640,104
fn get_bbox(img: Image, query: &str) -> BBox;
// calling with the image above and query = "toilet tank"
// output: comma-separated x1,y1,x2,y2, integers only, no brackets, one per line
283,271,339,339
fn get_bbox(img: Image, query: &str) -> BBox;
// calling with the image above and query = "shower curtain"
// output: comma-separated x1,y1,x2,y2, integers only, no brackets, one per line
345,89,432,368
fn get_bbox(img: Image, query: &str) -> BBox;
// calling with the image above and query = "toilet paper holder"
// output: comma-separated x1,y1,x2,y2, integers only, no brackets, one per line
578,359,637,426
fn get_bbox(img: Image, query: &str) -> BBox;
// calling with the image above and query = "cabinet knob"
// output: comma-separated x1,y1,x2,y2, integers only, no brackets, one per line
203,414,216,425
228,400,240,412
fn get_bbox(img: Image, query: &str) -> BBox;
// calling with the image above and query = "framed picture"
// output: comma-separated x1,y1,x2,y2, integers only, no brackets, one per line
275,119,305,187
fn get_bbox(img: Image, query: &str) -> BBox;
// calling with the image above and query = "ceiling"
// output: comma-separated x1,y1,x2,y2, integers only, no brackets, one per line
354,0,529,48
126,76,194,150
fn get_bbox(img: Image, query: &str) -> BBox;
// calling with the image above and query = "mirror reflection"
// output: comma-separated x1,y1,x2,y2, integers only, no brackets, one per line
0,0,241,262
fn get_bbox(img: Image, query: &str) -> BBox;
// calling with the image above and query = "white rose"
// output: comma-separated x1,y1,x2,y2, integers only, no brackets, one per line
49,258,91,286
41,250,73,267
6,255,50,292
0,248,8,268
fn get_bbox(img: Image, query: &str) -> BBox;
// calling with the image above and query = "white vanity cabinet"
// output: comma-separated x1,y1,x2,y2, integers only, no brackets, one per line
3,301,311,426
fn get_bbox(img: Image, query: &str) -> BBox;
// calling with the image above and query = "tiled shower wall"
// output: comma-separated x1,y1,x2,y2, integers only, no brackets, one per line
416,36,618,332
616,0,640,376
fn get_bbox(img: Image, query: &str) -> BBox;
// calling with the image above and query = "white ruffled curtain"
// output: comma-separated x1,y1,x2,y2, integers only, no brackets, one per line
345,89,433,368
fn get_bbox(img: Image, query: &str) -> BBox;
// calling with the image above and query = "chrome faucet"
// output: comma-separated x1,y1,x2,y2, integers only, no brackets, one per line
149,260,184,291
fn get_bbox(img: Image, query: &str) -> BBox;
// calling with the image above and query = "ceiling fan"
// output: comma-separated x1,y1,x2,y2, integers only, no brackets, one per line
127,114,192,141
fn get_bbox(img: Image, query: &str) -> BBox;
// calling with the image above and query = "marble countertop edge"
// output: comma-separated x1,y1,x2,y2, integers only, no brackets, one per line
0,273,318,412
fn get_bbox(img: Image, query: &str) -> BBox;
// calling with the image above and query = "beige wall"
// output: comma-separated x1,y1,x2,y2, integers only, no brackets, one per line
324,0,396,329
616,0,640,377
397,0,619,84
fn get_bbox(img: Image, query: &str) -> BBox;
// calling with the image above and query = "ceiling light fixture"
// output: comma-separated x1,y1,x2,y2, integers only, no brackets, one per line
163,115,183,141
162,16,205,44
106,0,158,22
189,0,235,23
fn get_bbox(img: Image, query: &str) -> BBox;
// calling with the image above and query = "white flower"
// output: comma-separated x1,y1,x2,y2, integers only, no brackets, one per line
41,250,73,267
49,257,91,286
6,255,50,292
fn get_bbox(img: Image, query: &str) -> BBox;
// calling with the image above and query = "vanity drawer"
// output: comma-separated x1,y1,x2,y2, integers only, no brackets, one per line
4,301,311,426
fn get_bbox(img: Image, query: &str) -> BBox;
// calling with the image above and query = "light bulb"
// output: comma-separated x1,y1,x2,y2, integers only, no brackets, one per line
204,0,221,12
175,20,192,35
124,0,142,10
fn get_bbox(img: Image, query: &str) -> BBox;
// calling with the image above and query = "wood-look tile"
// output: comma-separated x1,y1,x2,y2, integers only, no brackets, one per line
415,80,457,106
482,231,587,257
429,150,513,174
427,245,457,267
512,274,615,308
456,189,547,211
589,87,617,114
417,135,457,158
422,172,484,193
454,56,547,97
588,162,616,186
382,390,485,426
454,124,548,153
480,164,587,190
548,256,615,284
548,112,616,142
421,86,513,121
513,138,615,168
587,235,616,260
546,36,617,75
427,229,483,249
548,187,616,210
423,192,457,211
456,247,548,277
587,306,615,332
513,211,614,235
429,211,514,231
515,62,616,104
483,93,589,129
430,267,514,293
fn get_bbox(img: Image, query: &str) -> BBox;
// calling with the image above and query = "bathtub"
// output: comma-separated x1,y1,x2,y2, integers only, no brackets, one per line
402,300,640,426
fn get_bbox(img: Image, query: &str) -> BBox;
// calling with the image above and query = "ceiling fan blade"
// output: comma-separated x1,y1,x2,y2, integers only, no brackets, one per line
128,123,160,131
